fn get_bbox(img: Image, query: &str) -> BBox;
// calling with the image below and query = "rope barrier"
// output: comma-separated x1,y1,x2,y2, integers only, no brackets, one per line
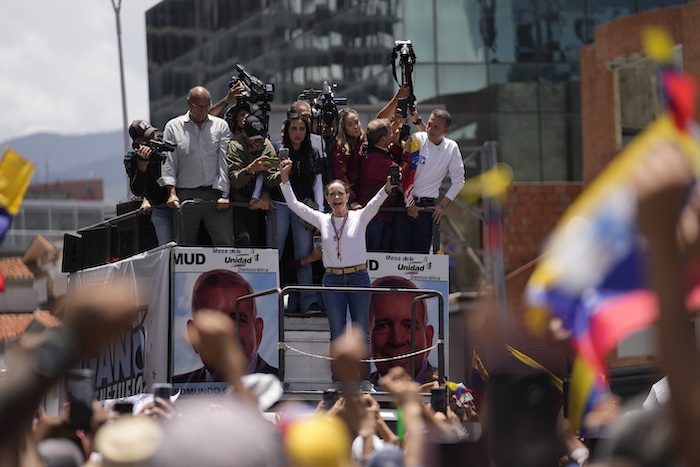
277,339,444,363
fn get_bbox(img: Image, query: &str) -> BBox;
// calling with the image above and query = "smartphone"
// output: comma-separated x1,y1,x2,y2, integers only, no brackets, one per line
313,235,323,251
431,386,447,414
323,388,339,410
66,369,94,432
390,165,400,185
263,157,280,168
278,147,289,160
399,124,410,143
152,383,172,402
114,401,134,416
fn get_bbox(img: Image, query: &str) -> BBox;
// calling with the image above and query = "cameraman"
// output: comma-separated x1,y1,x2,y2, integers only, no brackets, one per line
208,81,245,119
123,120,173,245
288,100,333,185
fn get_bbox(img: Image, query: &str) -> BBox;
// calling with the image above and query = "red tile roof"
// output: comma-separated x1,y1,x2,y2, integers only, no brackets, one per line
0,257,34,280
0,310,62,341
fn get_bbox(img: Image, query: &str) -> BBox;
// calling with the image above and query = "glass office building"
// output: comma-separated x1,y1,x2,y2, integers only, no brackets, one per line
146,0,691,183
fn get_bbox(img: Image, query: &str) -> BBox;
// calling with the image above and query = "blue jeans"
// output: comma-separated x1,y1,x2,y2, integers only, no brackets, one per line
392,200,435,253
267,201,316,311
322,269,371,341
366,217,392,252
150,206,174,246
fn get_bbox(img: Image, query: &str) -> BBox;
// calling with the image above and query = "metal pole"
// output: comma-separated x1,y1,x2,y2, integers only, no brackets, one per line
110,0,129,153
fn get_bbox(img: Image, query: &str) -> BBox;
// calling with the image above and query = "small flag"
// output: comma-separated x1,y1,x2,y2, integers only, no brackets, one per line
0,149,34,250
457,162,513,205
0,148,34,216
445,380,473,407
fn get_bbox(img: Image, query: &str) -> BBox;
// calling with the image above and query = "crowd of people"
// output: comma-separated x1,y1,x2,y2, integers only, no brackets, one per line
106,80,700,466
123,82,466,308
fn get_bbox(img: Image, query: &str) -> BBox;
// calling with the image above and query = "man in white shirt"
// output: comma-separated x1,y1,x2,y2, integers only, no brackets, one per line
393,109,465,253
161,86,234,246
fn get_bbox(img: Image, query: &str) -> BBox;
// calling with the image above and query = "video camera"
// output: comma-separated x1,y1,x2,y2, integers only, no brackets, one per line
133,135,177,162
226,64,274,133
391,40,417,116
229,64,275,106
297,81,347,134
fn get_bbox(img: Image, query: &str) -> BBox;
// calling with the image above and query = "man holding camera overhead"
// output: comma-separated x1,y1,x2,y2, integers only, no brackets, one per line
124,120,174,245
161,86,234,246
227,115,280,247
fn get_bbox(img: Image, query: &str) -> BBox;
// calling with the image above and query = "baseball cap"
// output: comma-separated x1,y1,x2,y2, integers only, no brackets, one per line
244,116,266,140
129,120,158,140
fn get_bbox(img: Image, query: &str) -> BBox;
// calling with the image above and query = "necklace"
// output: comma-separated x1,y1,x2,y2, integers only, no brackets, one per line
331,211,349,261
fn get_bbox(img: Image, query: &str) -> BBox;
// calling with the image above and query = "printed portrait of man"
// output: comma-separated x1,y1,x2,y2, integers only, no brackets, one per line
173,269,278,383
368,275,436,385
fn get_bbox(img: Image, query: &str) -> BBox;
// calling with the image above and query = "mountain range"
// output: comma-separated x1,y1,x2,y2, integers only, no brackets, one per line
0,130,129,205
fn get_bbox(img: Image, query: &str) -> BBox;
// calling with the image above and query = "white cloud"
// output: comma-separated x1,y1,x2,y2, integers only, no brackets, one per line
0,0,162,144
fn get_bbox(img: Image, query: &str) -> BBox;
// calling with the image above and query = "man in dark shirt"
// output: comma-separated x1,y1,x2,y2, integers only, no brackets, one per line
123,120,173,245
356,118,410,251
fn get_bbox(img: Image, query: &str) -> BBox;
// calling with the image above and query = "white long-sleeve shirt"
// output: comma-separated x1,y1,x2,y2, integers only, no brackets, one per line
405,132,465,204
280,182,388,268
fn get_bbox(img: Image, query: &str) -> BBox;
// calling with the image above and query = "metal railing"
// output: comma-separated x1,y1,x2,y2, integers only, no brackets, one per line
234,285,445,384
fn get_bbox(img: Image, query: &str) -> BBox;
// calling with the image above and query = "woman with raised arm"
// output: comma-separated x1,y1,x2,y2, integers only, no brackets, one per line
278,157,399,346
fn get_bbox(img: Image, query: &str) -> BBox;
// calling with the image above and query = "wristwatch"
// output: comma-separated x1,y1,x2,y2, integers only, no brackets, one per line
414,117,423,125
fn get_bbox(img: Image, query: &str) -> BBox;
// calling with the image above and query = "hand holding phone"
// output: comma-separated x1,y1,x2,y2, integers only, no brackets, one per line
390,165,400,186
152,383,172,403
66,369,94,431
431,386,447,414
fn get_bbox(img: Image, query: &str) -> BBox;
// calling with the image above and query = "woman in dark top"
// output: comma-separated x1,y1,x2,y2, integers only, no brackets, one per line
330,109,366,209
268,113,324,312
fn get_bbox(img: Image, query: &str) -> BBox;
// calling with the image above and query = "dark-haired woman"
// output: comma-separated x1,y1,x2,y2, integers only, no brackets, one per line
267,114,324,312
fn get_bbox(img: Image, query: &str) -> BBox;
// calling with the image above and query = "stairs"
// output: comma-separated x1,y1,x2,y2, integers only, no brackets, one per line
282,314,333,391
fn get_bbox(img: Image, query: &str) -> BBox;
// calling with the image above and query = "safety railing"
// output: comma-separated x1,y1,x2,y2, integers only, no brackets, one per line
234,284,445,385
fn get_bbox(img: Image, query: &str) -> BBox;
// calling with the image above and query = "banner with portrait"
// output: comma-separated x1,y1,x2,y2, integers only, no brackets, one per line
72,243,172,400
170,247,279,395
366,252,449,384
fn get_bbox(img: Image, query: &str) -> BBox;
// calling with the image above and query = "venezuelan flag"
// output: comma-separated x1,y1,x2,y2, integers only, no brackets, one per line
0,148,34,243
525,27,700,433
401,134,421,207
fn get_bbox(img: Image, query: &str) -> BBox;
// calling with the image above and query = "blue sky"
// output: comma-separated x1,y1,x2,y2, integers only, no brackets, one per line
0,1,162,143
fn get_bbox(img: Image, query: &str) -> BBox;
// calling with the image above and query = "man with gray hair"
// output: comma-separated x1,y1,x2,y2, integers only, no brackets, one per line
162,86,233,246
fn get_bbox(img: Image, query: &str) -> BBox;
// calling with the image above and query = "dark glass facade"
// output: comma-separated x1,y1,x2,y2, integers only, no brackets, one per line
146,0,691,183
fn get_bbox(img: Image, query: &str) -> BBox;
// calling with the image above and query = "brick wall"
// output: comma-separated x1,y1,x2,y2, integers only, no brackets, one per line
503,183,583,275
581,2,700,183
493,182,584,376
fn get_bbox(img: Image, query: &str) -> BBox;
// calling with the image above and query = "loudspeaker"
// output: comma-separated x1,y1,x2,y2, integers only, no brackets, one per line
115,200,157,259
62,232,82,273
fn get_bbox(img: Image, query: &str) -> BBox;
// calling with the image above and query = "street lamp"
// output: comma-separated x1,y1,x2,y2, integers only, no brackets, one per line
110,0,129,152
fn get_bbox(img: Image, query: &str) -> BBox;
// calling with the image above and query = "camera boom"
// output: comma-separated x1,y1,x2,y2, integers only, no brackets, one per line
391,40,417,114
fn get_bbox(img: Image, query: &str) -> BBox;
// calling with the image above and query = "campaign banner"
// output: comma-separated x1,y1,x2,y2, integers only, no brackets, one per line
171,247,279,395
366,252,449,384
72,244,172,400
